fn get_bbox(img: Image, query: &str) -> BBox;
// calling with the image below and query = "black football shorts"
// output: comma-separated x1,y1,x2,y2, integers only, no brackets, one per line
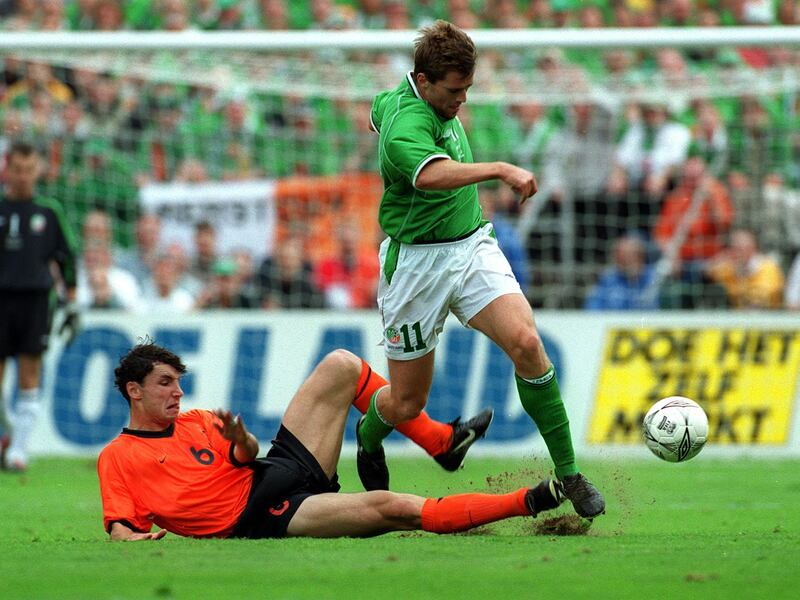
231,424,341,539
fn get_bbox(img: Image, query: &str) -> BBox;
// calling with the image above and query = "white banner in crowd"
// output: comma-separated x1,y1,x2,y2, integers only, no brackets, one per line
139,179,277,258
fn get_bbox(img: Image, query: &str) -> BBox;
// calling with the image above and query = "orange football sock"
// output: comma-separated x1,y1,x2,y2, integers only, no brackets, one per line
353,360,453,457
420,488,529,533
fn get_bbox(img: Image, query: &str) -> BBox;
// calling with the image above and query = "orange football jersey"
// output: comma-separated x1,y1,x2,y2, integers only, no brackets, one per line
98,409,254,537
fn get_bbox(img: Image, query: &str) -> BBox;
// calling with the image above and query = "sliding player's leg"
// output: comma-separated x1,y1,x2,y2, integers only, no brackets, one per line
468,293,605,519
278,349,364,478
285,479,565,538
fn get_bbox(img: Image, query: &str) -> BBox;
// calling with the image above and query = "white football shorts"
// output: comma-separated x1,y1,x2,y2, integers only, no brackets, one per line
378,223,522,360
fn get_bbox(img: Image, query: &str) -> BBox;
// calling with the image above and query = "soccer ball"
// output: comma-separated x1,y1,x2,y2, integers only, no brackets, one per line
642,396,708,462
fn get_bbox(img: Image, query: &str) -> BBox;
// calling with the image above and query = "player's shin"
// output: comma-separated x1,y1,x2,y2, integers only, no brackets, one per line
420,489,529,533
516,368,579,479
358,390,394,454
353,360,452,455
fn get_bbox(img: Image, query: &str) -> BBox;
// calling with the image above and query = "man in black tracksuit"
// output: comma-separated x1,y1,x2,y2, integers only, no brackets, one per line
0,142,79,471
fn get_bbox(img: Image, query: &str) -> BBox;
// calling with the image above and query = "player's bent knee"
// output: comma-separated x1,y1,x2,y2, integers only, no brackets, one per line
319,349,362,382
509,330,548,370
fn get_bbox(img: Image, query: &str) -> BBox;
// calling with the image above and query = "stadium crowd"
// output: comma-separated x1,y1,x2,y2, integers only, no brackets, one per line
1,0,800,310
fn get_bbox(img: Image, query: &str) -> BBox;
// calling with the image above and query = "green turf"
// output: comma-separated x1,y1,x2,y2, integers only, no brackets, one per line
1,455,798,599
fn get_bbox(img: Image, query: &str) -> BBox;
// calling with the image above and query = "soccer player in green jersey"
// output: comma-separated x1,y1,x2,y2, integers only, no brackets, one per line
359,20,605,519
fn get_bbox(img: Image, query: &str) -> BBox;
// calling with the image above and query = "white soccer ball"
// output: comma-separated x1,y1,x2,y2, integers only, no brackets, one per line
642,396,708,462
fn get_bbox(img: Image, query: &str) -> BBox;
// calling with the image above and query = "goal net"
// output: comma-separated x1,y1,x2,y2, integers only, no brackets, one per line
2,28,799,455
3,28,799,311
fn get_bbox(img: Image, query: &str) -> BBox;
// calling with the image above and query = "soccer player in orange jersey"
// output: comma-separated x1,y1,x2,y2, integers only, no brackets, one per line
98,342,565,540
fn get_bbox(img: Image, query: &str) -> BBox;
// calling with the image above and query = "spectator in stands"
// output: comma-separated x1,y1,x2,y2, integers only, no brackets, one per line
40,0,67,30
778,0,799,24
77,240,142,312
1,0,37,29
609,99,691,230
216,0,246,30
189,220,218,287
449,4,480,29
610,0,635,28
66,0,98,30
526,0,554,26
309,0,357,29
785,253,800,309
231,246,259,302
0,110,24,159
2,61,72,108
117,213,162,281
175,157,210,182
219,96,265,180
584,234,659,310
653,155,734,264
313,222,380,309
578,3,605,28
551,0,577,27
536,102,618,263
384,0,411,29
507,98,554,177
93,0,124,31
84,72,127,139
20,88,61,142
160,0,192,31
355,0,385,29
140,252,195,313
705,229,785,309
195,257,255,309
484,0,527,28
81,208,114,248
163,240,201,295
690,100,729,178
253,0,289,30
192,0,220,30
256,237,325,309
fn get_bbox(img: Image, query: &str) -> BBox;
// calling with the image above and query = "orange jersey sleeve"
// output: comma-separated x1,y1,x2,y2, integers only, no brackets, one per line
97,410,255,537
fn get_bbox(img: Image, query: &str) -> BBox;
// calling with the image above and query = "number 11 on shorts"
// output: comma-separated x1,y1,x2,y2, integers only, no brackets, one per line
400,322,426,353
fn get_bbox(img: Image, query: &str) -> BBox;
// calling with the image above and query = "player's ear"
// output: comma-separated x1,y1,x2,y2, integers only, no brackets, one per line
126,381,142,401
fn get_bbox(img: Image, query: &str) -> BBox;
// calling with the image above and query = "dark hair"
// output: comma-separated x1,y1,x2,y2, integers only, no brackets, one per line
7,141,39,160
413,20,476,83
114,341,187,405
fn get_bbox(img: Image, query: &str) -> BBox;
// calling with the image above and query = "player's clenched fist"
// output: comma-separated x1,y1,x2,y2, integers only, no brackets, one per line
497,162,538,201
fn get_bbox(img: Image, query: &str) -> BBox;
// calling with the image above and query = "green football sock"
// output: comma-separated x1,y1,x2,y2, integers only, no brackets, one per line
516,367,579,479
358,390,394,454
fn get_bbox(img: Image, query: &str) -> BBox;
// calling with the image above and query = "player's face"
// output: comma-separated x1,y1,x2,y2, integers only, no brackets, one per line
132,363,184,427
5,153,41,199
418,70,473,120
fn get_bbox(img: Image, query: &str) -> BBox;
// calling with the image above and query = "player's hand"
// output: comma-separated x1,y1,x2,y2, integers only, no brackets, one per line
127,529,167,541
213,409,248,444
498,162,537,203
58,302,81,346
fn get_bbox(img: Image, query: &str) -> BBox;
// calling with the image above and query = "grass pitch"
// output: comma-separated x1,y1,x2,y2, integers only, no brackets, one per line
1,454,798,599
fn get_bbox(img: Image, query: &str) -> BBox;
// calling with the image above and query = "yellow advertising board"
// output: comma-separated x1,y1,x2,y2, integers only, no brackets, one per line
588,328,800,445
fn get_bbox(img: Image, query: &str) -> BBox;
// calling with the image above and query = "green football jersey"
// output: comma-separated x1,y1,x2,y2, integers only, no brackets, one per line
371,73,482,244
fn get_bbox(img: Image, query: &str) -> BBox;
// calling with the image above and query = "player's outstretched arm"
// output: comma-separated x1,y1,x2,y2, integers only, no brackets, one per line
109,522,167,541
213,409,259,464
415,159,537,200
